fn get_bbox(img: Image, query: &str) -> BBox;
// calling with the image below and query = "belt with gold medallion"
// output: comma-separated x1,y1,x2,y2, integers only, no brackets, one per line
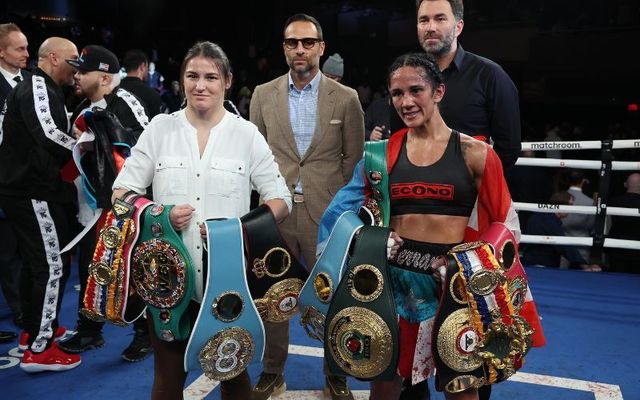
240,204,308,323
299,210,363,342
130,203,195,342
433,237,534,394
324,225,399,381
185,218,264,381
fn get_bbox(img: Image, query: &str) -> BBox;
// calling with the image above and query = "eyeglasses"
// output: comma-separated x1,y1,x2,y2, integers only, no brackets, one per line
283,38,322,49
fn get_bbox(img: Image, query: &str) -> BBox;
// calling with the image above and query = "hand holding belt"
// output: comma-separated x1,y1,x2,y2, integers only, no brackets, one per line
324,225,399,381
299,211,363,342
432,237,534,394
81,195,150,325
185,218,264,380
240,204,309,323
131,203,195,342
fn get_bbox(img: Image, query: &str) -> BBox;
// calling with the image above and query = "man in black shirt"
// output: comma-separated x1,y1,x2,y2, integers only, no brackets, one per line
119,49,162,119
394,0,521,172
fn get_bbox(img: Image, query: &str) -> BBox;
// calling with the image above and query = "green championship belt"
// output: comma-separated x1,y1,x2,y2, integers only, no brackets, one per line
131,204,195,342
363,140,390,227
324,225,399,381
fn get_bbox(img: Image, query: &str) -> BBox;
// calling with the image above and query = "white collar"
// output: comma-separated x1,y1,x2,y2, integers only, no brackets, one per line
0,65,23,88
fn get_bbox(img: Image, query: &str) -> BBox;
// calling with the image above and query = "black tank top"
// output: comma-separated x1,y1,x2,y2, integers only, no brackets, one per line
389,131,477,217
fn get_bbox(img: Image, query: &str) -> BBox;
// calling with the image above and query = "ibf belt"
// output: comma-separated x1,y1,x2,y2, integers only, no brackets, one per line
240,204,308,323
433,239,534,394
324,226,399,381
81,195,151,325
185,218,264,381
131,203,195,342
299,211,363,342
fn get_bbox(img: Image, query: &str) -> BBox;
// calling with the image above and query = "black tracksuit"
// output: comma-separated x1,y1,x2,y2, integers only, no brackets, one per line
0,68,77,353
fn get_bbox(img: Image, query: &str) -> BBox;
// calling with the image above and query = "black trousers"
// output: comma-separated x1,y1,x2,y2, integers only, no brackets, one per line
0,196,76,352
76,230,147,333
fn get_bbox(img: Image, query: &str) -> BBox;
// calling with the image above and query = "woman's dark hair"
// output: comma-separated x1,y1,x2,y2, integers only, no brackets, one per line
387,52,444,89
179,41,232,95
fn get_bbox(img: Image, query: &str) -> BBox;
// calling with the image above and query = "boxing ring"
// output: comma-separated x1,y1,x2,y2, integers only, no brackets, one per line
2,138,640,399
515,139,640,253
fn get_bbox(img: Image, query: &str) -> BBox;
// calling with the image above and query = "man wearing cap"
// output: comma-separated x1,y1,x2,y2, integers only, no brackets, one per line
0,36,81,373
57,45,152,363
322,53,344,82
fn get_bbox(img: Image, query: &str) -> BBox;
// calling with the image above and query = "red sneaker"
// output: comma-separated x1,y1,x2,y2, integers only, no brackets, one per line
20,342,81,373
18,326,67,351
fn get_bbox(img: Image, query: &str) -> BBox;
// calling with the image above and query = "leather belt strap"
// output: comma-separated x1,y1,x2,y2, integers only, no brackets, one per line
364,140,390,226
131,203,195,342
325,225,399,381
299,210,363,342
185,218,264,381
240,204,309,323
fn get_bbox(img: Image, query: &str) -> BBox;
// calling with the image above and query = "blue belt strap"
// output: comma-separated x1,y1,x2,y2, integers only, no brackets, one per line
299,211,363,341
184,218,265,378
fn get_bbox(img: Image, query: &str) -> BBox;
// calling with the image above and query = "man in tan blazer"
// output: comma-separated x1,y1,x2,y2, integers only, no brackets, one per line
250,13,364,400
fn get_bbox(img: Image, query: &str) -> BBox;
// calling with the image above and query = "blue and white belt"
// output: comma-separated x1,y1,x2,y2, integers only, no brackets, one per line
299,210,363,342
184,218,264,381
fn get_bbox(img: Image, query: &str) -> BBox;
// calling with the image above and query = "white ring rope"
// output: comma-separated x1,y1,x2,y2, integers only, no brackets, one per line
514,158,640,171
521,139,640,151
520,235,640,250
513,202,640,217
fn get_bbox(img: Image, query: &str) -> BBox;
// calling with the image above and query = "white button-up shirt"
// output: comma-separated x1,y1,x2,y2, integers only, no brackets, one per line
113,109,291,300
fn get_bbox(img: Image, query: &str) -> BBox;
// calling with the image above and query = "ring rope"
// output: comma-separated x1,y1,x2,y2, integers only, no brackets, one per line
515,158,640,171
520,235,640,250
521,139,640,151
513,202,640,217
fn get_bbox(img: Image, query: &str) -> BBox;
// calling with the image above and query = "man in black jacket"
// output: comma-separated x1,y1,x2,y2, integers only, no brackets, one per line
0,36,81,373
119,49,162,118
57,45,153,363
0,22,31,342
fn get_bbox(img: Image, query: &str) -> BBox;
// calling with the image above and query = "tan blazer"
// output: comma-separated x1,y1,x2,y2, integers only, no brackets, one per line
250,73,364,224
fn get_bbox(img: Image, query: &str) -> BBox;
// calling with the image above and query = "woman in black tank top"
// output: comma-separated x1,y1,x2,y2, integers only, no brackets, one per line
369,53,492,400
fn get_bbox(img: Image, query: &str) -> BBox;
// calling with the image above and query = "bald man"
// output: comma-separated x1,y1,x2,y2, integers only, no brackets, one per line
608,173,640,273
0,37,82,373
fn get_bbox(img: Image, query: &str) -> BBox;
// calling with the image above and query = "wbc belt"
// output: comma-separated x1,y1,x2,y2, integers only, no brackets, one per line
299,211,363,342
324,225,399,381
240,204,309,323
185,218,264,381
81,194,150,325
131,203,195,342
432,230,534,394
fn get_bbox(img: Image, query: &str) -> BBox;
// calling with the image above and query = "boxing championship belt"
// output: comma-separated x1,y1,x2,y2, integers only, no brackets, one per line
481,223,545,348
240,204,309,323
432,237,534,394
324,225,399,381
81,194,150,325
299,211,363,342
131,203,195,342
185,218,264,381
363,139,390,227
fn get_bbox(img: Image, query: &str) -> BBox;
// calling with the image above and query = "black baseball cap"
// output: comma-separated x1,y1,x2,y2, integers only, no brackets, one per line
66,45,120,73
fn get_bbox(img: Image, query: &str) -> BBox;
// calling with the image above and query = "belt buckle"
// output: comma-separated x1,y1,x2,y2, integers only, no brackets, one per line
293,193,304,203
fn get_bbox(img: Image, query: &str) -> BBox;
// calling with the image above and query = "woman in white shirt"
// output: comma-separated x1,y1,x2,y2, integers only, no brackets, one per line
112,41,290,400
